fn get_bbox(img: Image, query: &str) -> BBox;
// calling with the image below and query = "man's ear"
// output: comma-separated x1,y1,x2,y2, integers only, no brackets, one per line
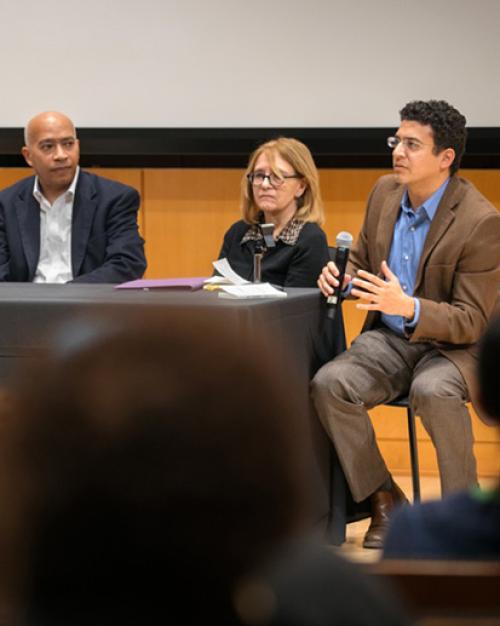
440,147,456,172
21,146,33,168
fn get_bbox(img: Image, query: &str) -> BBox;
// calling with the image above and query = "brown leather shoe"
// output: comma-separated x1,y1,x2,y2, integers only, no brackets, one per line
363,481,408,549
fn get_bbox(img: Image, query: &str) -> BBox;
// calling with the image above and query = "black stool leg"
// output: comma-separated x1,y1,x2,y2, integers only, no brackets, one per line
407,407,421,502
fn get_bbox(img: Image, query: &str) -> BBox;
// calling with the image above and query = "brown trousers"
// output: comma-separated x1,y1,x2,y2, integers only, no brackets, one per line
311,328,477,502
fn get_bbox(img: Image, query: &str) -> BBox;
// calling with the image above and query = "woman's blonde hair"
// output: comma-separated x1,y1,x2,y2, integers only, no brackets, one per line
241,137,325,225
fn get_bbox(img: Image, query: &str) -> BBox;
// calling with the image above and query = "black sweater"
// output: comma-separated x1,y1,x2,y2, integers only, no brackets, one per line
218,220,329,287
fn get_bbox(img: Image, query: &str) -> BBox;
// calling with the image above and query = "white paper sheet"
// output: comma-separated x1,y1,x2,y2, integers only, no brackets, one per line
208,259,250,286
218,283,287,299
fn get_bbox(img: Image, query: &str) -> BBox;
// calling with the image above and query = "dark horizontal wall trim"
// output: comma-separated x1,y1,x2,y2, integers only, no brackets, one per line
1,127,499,168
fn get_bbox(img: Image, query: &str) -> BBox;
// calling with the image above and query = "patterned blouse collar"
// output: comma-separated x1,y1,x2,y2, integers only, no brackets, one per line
241,218,305,246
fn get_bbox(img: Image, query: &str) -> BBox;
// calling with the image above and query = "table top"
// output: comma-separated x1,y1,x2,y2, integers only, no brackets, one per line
0,283,328,358
0,282,321,309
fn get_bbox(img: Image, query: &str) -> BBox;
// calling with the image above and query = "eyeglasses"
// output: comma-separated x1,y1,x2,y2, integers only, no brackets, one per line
247,171,302,188
387,136,428,153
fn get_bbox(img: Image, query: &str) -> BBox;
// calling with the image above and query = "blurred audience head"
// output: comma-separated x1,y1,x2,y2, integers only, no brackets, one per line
241,137,324,225
478,313,500,423
0,312,310,625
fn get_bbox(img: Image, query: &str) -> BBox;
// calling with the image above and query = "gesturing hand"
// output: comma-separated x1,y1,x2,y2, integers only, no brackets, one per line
351,260,415,319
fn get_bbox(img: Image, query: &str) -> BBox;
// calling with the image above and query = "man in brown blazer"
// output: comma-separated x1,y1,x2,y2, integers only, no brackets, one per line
312,100,500,549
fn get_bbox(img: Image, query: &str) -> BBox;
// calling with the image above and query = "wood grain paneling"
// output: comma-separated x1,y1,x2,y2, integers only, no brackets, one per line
379,438,500,480
371,404,500,478
461,169,500,207
1,165,499,477
0,167,32,188
142,169,243,278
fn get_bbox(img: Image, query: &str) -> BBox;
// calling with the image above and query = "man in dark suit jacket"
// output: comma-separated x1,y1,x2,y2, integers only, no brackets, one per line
0,111,146,283
312,100,500,550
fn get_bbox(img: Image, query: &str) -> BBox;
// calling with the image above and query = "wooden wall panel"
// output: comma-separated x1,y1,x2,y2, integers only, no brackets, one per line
140,167,391,281
378,438,500,480
371,404,500,478
142,169,243,278
0,167,32,188
461,169,500,207
1,165,499,478
320,168,390,245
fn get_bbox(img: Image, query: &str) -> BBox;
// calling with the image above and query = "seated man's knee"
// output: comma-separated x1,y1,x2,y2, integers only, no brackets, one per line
409,378,434,415
311,360,351,403
409,372,463,416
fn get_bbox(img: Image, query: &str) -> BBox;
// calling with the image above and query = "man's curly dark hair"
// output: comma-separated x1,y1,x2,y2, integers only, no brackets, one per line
399,100,467,175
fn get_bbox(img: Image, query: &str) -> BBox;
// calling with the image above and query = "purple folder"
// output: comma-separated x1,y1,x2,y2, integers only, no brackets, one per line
115,277,207,291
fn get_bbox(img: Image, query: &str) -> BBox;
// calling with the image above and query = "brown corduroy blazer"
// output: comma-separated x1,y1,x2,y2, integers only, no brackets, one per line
347,174,500,420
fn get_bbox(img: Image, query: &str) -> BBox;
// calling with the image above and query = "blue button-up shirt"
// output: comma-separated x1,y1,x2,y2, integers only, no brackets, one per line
381,178,450,335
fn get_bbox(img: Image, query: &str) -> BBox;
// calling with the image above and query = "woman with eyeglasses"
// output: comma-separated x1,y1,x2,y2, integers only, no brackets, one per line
217,137,329,287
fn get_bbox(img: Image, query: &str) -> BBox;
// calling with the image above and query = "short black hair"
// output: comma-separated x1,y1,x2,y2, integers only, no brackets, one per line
478,315,500,422
399,100,467,175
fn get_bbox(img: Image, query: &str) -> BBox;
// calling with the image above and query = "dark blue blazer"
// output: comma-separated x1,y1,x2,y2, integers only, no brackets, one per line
0,170,146,283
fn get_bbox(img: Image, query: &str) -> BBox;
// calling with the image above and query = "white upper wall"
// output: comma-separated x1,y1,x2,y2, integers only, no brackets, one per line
2,0,499,127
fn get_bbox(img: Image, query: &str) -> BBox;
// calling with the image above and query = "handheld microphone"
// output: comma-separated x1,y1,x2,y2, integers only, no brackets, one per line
326,231,353,320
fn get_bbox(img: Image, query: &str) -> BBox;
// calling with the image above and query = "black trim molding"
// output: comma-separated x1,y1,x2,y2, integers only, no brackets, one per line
1,127,499,168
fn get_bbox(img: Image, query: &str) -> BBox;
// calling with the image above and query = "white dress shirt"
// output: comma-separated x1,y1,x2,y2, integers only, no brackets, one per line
33,167,80,284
